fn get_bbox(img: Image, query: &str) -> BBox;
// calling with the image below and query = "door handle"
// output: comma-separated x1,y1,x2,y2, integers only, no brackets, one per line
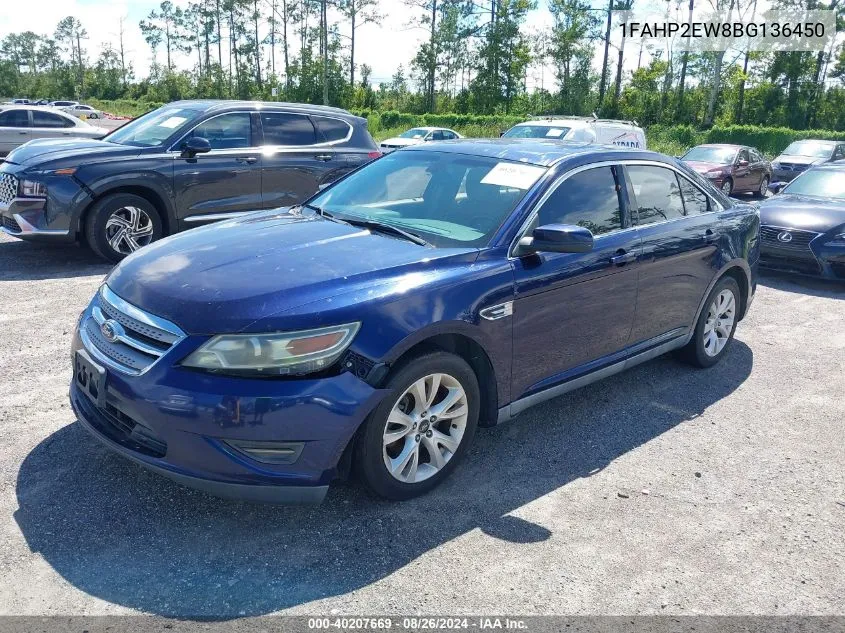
610,249,637,266
19,131,28,135
315,154,332,161
235,156,258,164
704,229,720,243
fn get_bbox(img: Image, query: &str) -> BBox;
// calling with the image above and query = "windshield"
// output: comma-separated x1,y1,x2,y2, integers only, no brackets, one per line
399,128,429,139
782,141,834,159
105,106,204,147
502,125,571,139
782,169,845,199
683,146,737,164
307,151,546,248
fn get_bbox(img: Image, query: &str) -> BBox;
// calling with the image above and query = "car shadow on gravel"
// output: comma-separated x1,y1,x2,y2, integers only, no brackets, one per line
758,269,845,300
0,239,111,281
14,342,753,618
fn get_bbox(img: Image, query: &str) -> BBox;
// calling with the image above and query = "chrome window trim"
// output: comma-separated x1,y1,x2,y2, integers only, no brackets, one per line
508,158,724,258
308,113,354,146
167,109,353,154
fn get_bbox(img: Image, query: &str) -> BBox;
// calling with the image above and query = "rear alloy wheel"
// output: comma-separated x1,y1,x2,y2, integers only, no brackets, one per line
678,276,741,368
755,176,769,199
85,193,163,263
721,178,733,195
356,352,479,500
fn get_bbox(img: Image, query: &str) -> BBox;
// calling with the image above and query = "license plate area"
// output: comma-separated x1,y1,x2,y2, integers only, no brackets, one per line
74,349,106,406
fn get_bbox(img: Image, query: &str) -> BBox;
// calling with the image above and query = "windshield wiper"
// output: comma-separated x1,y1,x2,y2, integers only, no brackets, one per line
306,204,431,247
340,216,432,247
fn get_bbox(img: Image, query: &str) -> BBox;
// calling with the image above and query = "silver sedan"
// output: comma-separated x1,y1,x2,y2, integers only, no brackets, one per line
0,106,109,157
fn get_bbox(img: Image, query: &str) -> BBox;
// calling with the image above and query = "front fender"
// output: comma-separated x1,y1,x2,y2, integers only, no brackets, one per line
81,167,177,229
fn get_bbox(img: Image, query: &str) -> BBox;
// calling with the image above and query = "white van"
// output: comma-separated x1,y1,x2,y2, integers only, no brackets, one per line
501,117,647,149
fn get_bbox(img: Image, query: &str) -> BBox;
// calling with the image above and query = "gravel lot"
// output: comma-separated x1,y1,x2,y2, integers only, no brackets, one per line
0,231,843,618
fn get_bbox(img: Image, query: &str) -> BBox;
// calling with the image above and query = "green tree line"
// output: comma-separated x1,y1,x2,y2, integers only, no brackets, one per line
3,0,845,130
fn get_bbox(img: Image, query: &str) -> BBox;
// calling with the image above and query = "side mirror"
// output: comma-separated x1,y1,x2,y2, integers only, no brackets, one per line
499,131,506,137
515,224,594,256
768,181,786,194
737,159,749,167
181,136,211,158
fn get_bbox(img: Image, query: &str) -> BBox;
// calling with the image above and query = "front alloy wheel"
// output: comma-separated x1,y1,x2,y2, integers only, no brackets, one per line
383,373,469,483
105,206,155,255
356,351,480,500
721,179,733,195
85,192,163,262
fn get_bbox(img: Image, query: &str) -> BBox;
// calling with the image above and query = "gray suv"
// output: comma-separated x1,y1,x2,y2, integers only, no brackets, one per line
0,100,381,261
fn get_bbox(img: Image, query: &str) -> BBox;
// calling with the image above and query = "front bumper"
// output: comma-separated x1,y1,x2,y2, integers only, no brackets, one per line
0,169,89,241
759,226,845,280
771,167,809,183
69,301,387,503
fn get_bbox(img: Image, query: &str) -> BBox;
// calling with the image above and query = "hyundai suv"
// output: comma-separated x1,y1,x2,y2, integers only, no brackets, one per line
70,140,759,503
0,100,380,261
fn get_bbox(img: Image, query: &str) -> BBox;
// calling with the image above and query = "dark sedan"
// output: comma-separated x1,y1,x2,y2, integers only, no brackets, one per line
771,139,845,183
681,144,771,197
758,164,845,280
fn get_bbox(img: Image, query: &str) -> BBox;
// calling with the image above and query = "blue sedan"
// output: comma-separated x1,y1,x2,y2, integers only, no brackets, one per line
70,140,759,503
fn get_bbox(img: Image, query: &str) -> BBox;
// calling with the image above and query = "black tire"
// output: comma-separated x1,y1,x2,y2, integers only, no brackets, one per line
754,176,769,199
355,351,480,500
720,178,733,196
677,276,741,368
84,193,163,263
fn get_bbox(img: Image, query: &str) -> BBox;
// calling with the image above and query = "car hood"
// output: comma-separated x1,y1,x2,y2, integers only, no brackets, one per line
4,138,138,167
685,160,729,174
759,194,845,233
106,209,479,334
381,137,422,147
773,154,825,166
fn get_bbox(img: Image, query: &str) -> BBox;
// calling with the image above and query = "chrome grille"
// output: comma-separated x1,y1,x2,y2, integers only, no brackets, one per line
760,225,820,250
80,285,185,375
0,173,17,206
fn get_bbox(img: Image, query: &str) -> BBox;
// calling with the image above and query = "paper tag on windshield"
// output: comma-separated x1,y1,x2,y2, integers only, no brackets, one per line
545,128,565,137
160,116,187,129
481,162,546,189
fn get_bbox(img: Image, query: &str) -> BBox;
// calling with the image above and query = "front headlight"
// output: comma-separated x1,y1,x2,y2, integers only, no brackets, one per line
20,179,47,198
181,323,361,376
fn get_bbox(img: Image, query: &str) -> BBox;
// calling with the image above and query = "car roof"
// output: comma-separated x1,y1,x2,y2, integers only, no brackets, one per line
168,99,356,118
0,104,74,113
695,143,744,150
401,138,659,167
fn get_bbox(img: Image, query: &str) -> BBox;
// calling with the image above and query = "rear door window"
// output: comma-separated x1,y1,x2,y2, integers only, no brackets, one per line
678,176,710,215
0,110,30,127
627,165,686,225
33,110,75,128
261,112,317,146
